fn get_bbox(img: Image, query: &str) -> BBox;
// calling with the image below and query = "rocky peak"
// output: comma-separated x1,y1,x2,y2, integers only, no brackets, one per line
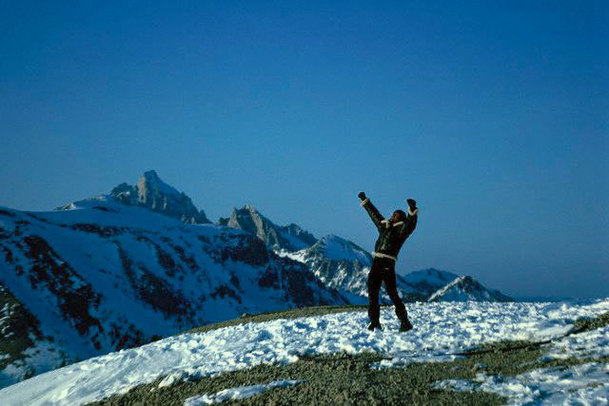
227,206,266,237
109,170,210,224
226,205,317,252
136,170,180,201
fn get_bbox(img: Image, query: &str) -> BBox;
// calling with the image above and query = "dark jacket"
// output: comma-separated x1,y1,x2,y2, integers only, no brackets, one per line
361,198,418,259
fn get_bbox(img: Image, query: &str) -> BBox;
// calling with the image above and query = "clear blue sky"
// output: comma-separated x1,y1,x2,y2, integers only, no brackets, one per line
1,1,607,298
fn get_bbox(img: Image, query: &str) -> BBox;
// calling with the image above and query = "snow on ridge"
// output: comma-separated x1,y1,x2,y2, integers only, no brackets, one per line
427,275,512,302
1,298,607,406
428,276,470,301
313,234,370,263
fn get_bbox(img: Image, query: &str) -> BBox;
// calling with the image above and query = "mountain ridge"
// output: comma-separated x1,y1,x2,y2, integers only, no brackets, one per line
428,275,513,302
57,170,211,225
0,196,347,386
0,170,513,387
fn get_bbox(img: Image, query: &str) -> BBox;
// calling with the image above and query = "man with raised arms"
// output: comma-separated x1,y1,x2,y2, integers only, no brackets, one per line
358,192,418,332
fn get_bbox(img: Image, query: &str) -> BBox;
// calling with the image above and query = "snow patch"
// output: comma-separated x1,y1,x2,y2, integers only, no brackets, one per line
183,380,302,405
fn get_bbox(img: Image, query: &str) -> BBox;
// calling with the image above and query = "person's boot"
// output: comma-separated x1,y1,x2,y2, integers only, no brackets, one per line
399,318,413,332
367,322,382,331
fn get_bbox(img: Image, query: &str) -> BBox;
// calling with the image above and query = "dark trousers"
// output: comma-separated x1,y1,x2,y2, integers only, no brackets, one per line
367,257,408,325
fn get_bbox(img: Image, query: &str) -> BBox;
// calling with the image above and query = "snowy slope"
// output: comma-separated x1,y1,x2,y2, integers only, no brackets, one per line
0,298,607,405
0,199,347,387
428,275,513,302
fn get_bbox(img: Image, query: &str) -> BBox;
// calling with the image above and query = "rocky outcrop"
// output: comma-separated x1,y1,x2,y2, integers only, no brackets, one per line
0,283,67,387
109,170,210,224
227,205,317,251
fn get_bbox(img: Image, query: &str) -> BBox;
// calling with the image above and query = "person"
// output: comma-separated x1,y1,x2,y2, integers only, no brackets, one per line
358,192,418,332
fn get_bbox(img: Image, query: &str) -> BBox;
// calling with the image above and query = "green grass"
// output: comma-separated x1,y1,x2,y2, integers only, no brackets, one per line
90,306,609,405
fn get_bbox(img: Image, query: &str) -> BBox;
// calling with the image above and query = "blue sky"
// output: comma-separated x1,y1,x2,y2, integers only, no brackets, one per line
1,1,607,298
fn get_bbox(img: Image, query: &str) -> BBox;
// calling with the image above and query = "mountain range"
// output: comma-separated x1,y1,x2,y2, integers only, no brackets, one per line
0,170,512,387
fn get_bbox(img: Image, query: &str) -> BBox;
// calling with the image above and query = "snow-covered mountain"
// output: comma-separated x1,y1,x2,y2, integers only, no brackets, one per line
428,276,513,302
401,268,459,296
0,170,514,387
224,205,512,305
0,192,347,386
225,207,425,303
282,235,425,303
58,170,211,225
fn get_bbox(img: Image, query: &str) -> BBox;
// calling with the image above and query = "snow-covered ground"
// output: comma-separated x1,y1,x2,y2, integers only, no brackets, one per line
435,362,609,405
0,299,608,405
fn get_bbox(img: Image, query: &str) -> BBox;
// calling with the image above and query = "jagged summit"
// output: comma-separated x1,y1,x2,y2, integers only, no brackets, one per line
428,275,513,302
137,170,180,197
58,170,210,225
110,170,210,224
226,205,317,252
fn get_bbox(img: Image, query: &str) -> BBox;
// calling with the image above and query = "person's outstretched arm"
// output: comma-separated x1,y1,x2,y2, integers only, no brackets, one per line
399,199,418,239
358,192,384,231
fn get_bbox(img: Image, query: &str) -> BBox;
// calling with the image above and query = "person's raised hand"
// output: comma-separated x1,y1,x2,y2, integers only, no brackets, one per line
358,192,367,201
407,198,417,210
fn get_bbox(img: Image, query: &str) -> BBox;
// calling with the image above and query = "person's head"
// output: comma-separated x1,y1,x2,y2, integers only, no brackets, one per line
391,210,407,223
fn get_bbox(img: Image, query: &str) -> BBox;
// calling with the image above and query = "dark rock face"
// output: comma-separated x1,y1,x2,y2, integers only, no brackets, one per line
70,224,125,237
258,266,280,289
227,205,317,252
259,257,346,307
20,235,104,339
196,233,270,267
0,284,45,372
116,244,192,319
109,170,211,224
